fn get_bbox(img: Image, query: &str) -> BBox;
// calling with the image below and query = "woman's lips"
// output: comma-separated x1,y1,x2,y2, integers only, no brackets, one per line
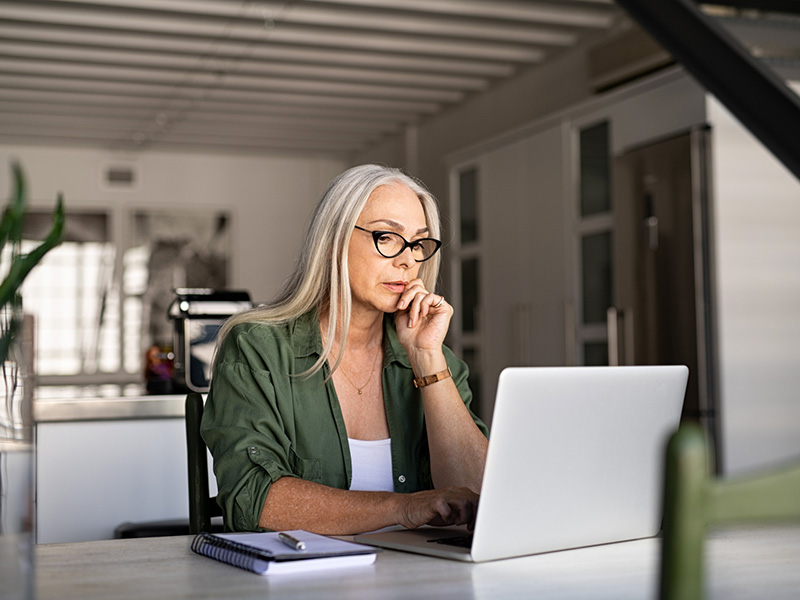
382,281,407,293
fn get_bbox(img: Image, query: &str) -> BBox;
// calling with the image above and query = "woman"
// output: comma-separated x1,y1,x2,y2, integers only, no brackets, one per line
202,164,489,535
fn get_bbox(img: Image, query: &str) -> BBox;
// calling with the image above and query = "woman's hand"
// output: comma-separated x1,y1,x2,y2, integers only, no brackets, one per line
396,486,479,530
394,278,451,355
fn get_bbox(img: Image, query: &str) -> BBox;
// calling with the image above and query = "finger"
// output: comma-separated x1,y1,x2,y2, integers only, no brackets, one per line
452,497,472,526
466,498,478,530
404,286,430,328
408,291,428,327
419,293,444,321
396,279,426,311
431,497,453,525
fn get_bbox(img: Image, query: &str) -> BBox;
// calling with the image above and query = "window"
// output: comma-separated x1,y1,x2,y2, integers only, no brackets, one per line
576,120,614,366
452,165,482,415
3,209,231,388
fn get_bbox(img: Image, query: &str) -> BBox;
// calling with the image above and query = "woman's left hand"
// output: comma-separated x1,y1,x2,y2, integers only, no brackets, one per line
394,279,452,354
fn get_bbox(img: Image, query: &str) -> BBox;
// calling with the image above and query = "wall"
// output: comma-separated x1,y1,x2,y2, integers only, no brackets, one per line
353,38,599,244
0,145,345,304
439,69,707,420
708,89,800,475
402,66,800,475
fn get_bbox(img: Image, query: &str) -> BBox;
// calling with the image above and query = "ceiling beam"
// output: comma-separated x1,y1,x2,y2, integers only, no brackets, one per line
0,73,444,114
36,0,593,41
0,88,420,122
0,5,550,61
0,57,467,103
268,0,618,28
0,22,517,77
0,38,491,91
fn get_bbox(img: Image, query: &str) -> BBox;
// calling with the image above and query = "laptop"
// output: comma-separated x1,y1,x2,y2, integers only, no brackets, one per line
354,365,688,562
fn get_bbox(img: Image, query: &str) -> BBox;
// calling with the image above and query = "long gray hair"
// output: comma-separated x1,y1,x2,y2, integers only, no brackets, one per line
216,164,442,376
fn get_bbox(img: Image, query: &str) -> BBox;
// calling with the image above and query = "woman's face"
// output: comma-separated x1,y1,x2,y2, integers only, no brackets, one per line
348,181,429,315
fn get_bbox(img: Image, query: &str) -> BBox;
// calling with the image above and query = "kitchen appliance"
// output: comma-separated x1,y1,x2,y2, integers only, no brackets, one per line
168,288,252,393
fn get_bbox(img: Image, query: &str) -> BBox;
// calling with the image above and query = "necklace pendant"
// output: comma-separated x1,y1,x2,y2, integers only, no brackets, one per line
358,389,363,395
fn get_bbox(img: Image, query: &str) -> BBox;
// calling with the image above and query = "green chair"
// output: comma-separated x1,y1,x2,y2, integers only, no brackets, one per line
659,423,800,600
185,392,224,534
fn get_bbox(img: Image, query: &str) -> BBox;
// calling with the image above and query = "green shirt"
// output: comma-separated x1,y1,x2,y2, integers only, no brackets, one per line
201,310,488,532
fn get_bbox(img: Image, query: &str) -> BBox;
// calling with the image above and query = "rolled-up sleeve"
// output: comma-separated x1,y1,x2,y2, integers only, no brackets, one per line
201,327,296,532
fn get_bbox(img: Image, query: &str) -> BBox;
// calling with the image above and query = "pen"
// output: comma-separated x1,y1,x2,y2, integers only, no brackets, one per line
278,532,306,551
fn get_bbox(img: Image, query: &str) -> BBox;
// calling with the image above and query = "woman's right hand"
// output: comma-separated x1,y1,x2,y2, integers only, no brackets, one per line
396,487,479,530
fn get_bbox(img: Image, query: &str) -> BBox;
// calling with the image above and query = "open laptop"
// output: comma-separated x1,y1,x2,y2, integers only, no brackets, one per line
354,365,688,562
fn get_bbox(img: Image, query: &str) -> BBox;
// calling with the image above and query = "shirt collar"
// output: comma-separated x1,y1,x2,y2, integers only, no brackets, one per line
383,313,411,368
291,308,411,369
291,309,323,359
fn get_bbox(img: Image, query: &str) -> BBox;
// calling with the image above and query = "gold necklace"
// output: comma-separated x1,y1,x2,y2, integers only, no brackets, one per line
339,348,381,395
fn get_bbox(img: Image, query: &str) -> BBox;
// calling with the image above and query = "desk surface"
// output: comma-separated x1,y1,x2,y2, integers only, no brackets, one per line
36,525,800,600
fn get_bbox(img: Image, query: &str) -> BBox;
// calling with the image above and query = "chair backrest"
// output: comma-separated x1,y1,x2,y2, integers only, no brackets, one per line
659,423,800,600
185,392,223,534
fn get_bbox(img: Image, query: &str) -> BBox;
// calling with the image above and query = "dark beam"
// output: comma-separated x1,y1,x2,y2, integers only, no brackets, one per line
616,0,800,182
697,0,800,14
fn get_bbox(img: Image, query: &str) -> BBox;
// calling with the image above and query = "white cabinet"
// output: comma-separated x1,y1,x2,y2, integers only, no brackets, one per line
36,418,188,544
35,394,218,544
446,68,800,475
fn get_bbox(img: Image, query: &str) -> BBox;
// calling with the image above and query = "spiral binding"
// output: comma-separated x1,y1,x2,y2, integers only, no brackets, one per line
191,532,273,574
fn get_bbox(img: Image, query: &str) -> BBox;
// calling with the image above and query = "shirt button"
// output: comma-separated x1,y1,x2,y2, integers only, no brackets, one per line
398,475,406,483
249,447,258,455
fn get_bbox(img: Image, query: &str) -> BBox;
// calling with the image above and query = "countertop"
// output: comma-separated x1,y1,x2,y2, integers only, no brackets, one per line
34,386,189,422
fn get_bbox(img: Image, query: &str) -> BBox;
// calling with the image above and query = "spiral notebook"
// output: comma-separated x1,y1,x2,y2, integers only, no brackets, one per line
191,530,378,575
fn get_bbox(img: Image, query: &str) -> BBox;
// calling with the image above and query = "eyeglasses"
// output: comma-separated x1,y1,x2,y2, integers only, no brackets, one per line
354,226,442,262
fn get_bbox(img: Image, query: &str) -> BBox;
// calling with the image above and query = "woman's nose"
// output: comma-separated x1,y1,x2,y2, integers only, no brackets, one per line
393,246,417,268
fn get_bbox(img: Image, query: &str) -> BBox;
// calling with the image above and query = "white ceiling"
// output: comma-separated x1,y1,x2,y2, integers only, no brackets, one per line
0,0,626,156
2,1,798,158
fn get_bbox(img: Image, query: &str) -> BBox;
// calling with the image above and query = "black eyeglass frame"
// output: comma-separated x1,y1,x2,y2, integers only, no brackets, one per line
353,225,442,262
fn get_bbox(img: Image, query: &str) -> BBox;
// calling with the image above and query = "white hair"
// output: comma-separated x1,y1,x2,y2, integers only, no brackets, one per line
216,164,442,377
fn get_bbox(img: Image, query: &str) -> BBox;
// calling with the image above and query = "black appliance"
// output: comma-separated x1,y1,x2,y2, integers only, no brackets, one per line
168,288,252,393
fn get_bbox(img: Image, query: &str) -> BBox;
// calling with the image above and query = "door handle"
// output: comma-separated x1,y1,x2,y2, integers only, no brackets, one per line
607,307,635,366
645,216,659,250
607,307,620,366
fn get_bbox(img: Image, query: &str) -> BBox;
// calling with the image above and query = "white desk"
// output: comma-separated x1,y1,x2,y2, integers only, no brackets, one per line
36,525,800,599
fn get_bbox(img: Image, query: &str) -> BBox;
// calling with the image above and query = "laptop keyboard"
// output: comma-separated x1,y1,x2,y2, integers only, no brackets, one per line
426,534,474,549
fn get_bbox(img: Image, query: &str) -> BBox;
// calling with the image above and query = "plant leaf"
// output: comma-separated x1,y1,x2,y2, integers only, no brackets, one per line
0,195,65,308
0,162,27,253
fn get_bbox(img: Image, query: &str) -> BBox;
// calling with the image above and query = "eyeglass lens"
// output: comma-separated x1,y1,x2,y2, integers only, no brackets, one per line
375,232,439,260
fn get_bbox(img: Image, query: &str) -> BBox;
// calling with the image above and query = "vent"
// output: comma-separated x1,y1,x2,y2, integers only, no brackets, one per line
105,165,136,187
588,25,675,93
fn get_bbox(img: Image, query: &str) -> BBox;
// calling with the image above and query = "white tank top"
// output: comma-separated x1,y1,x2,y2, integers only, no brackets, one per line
348,437,394,492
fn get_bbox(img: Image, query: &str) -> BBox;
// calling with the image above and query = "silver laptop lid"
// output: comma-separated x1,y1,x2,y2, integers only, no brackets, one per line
470,366,688,562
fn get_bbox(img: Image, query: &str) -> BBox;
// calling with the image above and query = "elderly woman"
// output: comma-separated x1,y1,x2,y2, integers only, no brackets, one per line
202,164,489,535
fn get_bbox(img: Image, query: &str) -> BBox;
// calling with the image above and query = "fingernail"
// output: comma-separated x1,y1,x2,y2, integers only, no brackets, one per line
397,300,405,309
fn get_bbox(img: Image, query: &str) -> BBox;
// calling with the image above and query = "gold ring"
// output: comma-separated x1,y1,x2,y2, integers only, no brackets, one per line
433,295,445,308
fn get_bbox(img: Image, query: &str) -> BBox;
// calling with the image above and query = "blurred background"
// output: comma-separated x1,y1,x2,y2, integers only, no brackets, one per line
0,0,798,544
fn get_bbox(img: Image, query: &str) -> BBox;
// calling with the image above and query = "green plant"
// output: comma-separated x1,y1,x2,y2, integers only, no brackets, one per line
0,162,65,364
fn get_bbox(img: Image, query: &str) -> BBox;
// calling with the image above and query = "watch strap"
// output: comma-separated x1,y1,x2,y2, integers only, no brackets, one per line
413,367,452,388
